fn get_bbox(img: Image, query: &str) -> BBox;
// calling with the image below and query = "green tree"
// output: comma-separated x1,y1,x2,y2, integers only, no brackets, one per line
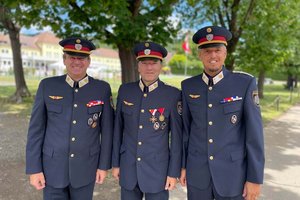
28,0,180,83
176,0,256,71
0,2,33,102
237,0,300,97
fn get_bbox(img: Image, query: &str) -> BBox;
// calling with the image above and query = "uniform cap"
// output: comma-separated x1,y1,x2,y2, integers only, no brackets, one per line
59,37,96,57
134,42,167,60
192,26,232,49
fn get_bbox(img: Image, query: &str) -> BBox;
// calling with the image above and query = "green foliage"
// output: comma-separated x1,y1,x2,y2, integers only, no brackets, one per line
168,54,203,76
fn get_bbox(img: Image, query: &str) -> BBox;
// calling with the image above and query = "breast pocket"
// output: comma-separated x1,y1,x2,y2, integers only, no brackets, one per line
46,103,63,116
223,102,242,114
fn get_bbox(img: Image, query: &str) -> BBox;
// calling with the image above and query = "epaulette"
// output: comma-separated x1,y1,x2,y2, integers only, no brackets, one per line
233,71,254,77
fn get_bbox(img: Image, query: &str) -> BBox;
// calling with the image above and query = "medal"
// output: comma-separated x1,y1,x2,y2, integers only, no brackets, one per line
231,115,237,124
157,108,165,122
153,122,160,130
149,109,157,123
93,113,98,121
91,121,97,128
98,112,102,117
161,122,167,130
88,118,93,126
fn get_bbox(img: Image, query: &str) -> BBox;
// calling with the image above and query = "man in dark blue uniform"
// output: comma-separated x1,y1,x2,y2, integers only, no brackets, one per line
26,37,114,200
179,26,265,200
112,42,182,200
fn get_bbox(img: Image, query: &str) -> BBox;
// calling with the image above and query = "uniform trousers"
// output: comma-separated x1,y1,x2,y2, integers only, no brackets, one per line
121,184,169,200
43,182,95,200
187,181,243,200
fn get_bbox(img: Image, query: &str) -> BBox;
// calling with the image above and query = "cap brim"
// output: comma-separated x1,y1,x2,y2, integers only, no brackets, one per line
64,51,90,57
198,43,226,49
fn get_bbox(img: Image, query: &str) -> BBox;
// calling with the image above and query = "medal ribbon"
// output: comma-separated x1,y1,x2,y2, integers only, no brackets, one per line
157,108,165,116
149,109,157,116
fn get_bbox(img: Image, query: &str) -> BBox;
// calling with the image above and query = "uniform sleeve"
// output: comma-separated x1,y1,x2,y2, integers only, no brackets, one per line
244,77,265,184
112,85,124,168
98,84,114,170
167,90,183,178
181,82,191,169
26,80,46,174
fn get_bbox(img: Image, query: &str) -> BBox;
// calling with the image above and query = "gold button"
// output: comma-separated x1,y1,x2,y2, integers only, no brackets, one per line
209,121,213,125
75,89,78,93
208,104,212,108
70,154,75,158
74,104,77,108
208,87,213,91
73,120,77,124
143,93,147,97
71,137,76,141
209,156,214,160
141,109,144,113
139,125,143,129
137,157,141,161
138,142,142,145
208,139,213,143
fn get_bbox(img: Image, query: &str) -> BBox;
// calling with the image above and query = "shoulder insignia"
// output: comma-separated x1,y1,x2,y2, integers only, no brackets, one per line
252,90,260,106
189,94,200,99
233,71,254,77
177,101,182,115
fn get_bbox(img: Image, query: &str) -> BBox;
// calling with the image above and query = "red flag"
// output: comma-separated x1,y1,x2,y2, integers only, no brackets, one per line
182,33,191,54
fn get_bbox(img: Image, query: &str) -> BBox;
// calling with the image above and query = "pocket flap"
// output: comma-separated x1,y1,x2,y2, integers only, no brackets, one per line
90,146,100,156
231,150,245,161
223,103,241,114
43,146,54,157
47,104,62,113
88,106,102,114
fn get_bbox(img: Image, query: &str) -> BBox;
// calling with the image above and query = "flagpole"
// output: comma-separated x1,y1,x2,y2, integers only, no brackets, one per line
184,52,187,76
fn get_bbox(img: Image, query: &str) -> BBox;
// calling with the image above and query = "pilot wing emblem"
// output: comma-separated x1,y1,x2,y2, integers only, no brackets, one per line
189,94,200,99
123,100,134,106
49,95,63,100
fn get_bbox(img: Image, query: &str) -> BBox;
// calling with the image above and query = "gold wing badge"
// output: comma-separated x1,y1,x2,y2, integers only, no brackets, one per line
49,95,63,100
123,100,134,106
189,94,200,99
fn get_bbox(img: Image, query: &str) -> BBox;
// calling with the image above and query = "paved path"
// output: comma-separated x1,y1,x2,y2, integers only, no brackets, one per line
0,104,300,200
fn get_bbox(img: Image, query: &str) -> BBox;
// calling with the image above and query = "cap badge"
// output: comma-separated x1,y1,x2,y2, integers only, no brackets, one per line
75,43,82,50
206,34,214,41
145,42,150,47
144,49,151,55
76,39,81,43
206,27,212,33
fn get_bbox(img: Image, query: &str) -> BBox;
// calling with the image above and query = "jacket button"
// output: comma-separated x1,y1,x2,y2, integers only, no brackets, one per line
208,139,213,143
143,94,147,97
208,104,212,108
73,120,77,124
208,121,213,126
208,87,213,91
71,137,76,142
75,89,78,93
139,125,143,129
209,156,214,160
137,157,141,161
138,142,142,145
70,154,75,158
141,109,144,113
74,104,78,108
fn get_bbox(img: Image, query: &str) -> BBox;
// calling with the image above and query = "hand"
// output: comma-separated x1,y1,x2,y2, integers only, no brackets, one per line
165,176,177,190
242,181,262,200
29,172,46,190
112,167,120,180
179,168,187,187
95,169,107,184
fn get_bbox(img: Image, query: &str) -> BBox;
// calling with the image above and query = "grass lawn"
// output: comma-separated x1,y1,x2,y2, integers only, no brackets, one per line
1,75,299,124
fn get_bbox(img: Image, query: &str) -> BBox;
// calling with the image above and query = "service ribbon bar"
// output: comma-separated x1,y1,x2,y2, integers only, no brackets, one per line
220,96,243,104
86,100,104,107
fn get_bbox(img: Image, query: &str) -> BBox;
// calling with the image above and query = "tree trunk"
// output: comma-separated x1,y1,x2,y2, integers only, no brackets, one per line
286,73,293,90
294,75,298,88
257,69,265,99
0,6,30,103
8,27,31,103
117,44,139,83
